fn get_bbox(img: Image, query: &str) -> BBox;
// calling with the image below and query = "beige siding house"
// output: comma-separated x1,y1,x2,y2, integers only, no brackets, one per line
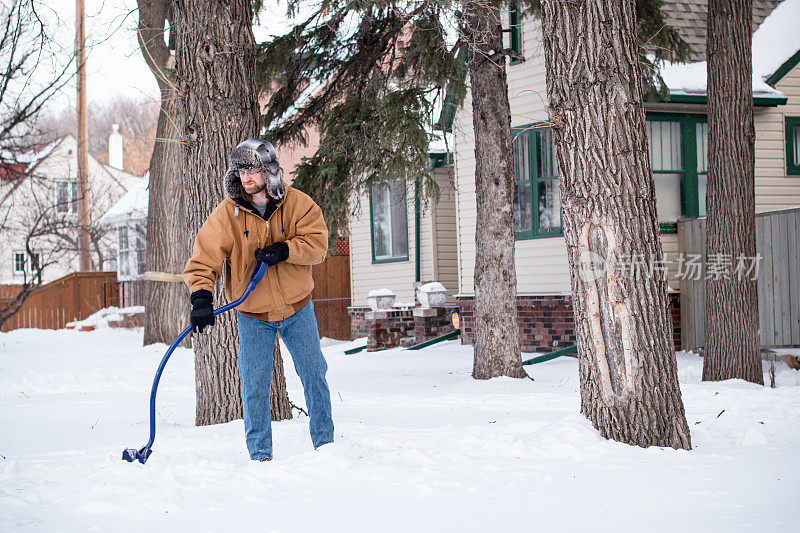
349,162,458,308
447,0,800,351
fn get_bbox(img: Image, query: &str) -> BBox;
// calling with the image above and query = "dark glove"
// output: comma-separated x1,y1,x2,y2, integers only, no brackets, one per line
254,241,289,267
189,289,215,333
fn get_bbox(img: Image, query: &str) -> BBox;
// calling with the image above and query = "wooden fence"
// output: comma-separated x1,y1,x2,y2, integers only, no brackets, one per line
1,271,118,332
1,251,352,338
679,207,800,350
311,253,351,340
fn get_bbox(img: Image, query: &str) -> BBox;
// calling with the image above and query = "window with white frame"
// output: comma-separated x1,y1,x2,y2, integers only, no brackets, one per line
12,250,41,275
118,226,130,277
136,232,146,275
370,179,408,262
106,248,118,272
12,251,26,275
647,120,683,223
55,180,78,214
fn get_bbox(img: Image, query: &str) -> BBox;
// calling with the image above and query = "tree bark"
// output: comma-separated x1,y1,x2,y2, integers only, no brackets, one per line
270,334,292,421
137,0,189,347
459,2,526,380
703,0,762,384
540,0,691,449
174,0,291,425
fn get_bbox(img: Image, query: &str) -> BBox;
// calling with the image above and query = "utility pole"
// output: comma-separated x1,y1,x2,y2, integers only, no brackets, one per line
76,0,91,270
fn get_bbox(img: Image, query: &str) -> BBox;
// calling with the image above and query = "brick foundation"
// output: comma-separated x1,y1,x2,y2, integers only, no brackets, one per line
413,306,459,343
365,309,415,351
348,307,369,340
458,293,682,353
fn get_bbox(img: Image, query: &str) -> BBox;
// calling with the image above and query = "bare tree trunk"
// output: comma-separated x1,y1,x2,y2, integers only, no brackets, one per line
541,0,691,449
459,2,526,380
703,0,762,384
174,0,291,425
137,0,189,347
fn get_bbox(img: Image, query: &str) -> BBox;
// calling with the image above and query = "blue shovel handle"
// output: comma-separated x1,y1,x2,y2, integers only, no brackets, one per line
123,261,269,464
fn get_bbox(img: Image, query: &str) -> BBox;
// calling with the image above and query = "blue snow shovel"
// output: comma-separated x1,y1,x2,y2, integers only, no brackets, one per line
122,261,269,464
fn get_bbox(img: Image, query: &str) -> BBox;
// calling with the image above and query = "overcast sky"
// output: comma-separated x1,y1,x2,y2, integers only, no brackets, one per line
42,0,306,112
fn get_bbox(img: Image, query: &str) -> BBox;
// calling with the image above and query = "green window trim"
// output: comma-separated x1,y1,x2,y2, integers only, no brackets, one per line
369,180,410,264
512,114,707,242
786,116,800,175
513,123,563,241
766,48,800,87
646,111,707,220
509,2,521,65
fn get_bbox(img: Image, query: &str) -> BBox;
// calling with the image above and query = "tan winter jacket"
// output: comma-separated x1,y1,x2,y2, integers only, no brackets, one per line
183,181,328,322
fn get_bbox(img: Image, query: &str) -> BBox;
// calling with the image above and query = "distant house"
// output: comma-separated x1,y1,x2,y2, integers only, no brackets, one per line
0,134,140,284
98,174,148,281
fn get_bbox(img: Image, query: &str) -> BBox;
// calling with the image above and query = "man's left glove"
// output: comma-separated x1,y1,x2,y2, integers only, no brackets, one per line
189,289,215,333
254,241,289,267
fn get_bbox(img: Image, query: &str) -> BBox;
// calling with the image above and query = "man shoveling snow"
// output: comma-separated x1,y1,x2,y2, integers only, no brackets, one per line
184,138,335,461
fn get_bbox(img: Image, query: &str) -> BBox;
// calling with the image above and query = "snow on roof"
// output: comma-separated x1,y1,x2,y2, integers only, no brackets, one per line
98,173,149,227
428,131,452,155
0,138,63,178
659,60,785,99
658,0,798,100
752,0,800,82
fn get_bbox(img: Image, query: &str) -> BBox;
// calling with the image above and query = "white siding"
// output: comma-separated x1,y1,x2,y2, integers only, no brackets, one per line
758,61,800,210
349,186,416,307
453,16,572,296
349,169,459,307
0,135,139,284
427,167,459,302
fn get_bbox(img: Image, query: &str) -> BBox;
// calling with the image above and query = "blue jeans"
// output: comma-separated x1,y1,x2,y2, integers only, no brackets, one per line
237,301,334,460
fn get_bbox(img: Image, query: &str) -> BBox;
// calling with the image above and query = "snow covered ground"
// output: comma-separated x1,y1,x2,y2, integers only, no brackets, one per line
1,327,799,532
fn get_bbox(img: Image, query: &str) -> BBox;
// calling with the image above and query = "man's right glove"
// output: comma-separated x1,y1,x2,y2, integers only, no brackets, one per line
189,289,215,333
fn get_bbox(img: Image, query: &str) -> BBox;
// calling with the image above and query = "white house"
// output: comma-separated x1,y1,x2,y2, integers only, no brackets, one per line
0,133,140,285
98,173,148,281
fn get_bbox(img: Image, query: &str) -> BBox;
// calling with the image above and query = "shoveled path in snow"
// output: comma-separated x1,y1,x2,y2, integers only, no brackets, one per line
1,328,798,532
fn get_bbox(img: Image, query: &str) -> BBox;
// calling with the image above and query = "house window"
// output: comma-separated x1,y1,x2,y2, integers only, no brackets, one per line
55,180,78,213
647,120,683,223
513,125,562,239
370,179,409,263
508,2,522,65
29,252,41,274
12,250,40,275
645,113,708,224
136,233,146,275
118,226,130,277
12,251,25,275
787,116,800,175
106,248,117,272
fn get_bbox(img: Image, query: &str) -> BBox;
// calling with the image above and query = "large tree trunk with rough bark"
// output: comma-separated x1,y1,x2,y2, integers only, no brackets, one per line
703,0,762,384
540,0,691,449
174,0,291,425
137,0,189,347
459,2,526,380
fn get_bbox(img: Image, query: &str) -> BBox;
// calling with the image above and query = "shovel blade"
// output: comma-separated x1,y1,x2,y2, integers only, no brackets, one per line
122,447,152,464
